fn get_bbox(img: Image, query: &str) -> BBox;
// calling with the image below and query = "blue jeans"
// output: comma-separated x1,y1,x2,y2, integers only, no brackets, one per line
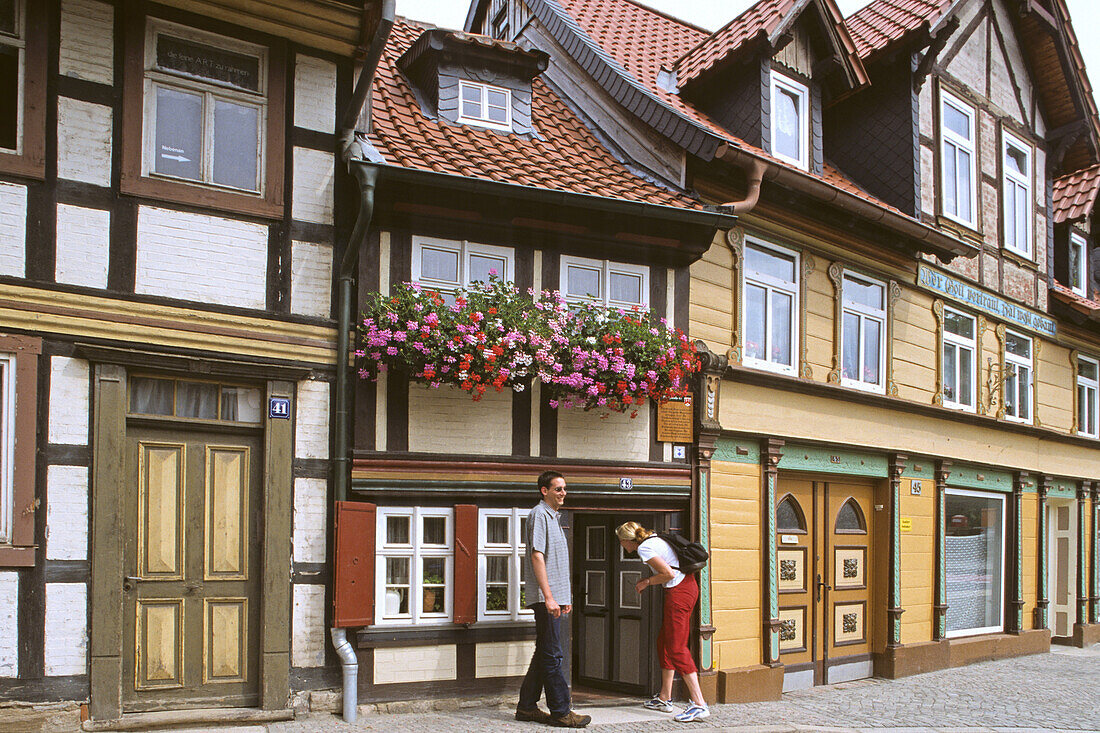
518,602,571,715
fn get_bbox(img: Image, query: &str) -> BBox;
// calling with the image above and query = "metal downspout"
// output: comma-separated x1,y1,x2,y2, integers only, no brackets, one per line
330,628,358,722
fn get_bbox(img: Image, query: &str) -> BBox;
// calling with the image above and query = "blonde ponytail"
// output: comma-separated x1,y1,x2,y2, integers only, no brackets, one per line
615,521,654,543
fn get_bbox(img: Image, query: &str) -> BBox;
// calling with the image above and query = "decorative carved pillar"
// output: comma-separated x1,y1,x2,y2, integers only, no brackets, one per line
693,343,726,672
1077,482,1091,629
888,454,907,647
1092,485,1100,625
1009,472,1027,634
762,438,784,666
724,229,744,365
933,460,951,640
1035,476,1051,631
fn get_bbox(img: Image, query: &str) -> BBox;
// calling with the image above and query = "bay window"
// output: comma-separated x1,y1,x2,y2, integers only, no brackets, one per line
942,308,976,411
743,241,799,375
840,273,885,393
375,507,453,625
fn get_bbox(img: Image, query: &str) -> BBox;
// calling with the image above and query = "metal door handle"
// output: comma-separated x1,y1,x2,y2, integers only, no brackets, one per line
815,573,831,602
123,576,141,592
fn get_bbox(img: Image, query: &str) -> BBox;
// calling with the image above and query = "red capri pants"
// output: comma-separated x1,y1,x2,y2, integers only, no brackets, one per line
657,573,698,674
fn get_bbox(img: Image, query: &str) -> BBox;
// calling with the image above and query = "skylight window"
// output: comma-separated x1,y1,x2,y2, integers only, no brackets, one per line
457,80,511,131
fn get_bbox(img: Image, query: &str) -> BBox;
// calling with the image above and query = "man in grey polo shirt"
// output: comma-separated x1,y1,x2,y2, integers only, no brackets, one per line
515,471,591,728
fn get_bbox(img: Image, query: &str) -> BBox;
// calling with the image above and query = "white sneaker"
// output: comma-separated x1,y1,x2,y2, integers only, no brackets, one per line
674,703,710,722
642,695,677,713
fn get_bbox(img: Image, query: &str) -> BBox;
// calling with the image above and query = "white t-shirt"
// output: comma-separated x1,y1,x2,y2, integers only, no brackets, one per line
637,535,685,588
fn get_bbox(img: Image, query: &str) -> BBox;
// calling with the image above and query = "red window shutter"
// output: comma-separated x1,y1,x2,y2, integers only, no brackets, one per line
453,504,478,624
333,501,376,628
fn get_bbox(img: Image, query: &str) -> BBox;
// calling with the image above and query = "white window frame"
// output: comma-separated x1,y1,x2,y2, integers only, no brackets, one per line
374,507,454,626
0,0,25,155
769,70,809,170
940,89,977,228
477,508,533,622
1002,130,1033,258
457,80,512,131
1077,355,1099,439
1070,232,1088,297
944,488,1006,638
1003,330,1033,424
942,307,977,412
742,239,800,376
0,352,15,544
142,19,268,194
840,272,886,394
412,236,515,294
560,255,649,310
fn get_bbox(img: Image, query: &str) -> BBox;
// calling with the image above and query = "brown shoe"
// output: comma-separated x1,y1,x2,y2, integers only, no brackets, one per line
549,711,591,728
515,707,552,723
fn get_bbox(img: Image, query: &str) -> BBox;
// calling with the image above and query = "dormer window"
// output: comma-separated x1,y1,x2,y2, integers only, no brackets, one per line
1070,232,1088,297
458,80,511,131
940,89,976,228
1002,131,1032,258
770,71,809,170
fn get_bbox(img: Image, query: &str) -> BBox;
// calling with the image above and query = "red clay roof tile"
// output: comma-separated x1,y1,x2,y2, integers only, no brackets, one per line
673,0,797,85
1053,164,1100,223
846,0,951,59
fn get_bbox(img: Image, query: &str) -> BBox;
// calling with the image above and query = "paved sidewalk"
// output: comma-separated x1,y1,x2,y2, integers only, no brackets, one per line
4,644,1097,732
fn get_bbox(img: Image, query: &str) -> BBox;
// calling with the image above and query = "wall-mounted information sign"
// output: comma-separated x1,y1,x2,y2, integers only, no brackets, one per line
917,265,1056,337
657,393,693,443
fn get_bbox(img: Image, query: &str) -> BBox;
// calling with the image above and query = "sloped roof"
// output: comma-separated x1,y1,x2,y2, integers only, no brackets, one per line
1053,164,1100,223
673,0,797,84
845,0,951,59
366,17,705,211
1051,281,1100,315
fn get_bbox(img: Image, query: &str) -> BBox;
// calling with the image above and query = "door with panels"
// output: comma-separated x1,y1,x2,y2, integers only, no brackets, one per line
776,477,875,690
574,514,660,695
1047,499,1077,639
121,376,263,710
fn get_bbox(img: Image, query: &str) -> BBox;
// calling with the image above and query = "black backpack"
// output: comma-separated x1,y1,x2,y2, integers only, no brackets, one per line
642,532,709,574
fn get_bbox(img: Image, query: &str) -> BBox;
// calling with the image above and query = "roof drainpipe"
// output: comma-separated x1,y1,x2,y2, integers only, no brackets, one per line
713,142,768,215
330,0,393,724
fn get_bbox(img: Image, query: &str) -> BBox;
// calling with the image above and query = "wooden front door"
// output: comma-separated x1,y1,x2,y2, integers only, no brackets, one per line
777,477,874,689
574,514,660,695
121,426,262,711
1047,500,1076,638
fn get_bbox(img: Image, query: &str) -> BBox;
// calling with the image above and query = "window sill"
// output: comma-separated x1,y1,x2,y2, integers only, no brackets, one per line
841,378,886,395
1001,248,1037,271
0,546,36,566
120,172,284,220
936,215,981,246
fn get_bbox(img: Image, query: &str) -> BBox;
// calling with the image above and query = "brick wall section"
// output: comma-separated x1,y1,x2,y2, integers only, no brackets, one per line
0,181,26,277
48,356,89,445
43,583,87,676
407,384,512,455
58,0,114,84
373,644,457,684
57,98,112,187
474,639,535,678
0,572,16,676
291,583,326,667
135,206,268,308
292,148,335,226
293,55,337,134
295,379,331,460
56,204,110,288
556,406,649,462
290,240,333,318
292,477,327,564
46,466,89,561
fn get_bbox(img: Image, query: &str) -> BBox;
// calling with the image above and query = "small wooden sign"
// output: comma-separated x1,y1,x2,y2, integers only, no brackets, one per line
657,393,693,443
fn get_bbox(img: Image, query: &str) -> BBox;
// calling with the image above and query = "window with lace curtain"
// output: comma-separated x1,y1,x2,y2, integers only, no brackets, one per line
128,376,262,423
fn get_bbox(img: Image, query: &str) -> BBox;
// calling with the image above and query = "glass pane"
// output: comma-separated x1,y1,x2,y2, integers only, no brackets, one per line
863,319,881,385
212,99,259,191
423,516,446,545
461,83,481,118
744,284,767,361
943,102,970,140
770,291,792,366
130,377,175,415
175,381,218,419
156,34,260,91
1006,145,1027,177
1018,366,1030,418
461,83,480,104
944,310,974,339
835,500,864,531
943,344,958,402
486,555,508,584
587,526,606,560
945,492,1003,633
1088,387,1098,435
154,86,203,181
959,346,973,406
487,88,508,109
1005,187,1017,247
0,0,15,36
1079,359,1098,381
1005,366,1017,416
1015,187,1027,250
610,271,642,305
773,86,800,162
0,48,16,150
1079,384,1089,433
519,517,527,547
844,276,883,310
957,150,972,221
746,245,795,282
486,516,509,545
386,516,410,545
1069,241,1082,289
944,142,958,216
486,584,509,611
385,556,409,585
776,497,804,532
1005,332,1030,358
421,247,459,283
220,386,261,422
842,312,859,380
468,253,505,284
423,558,445,614
423,557,445,585
383,585,408,616
567,265,601,299
487,89,508,123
